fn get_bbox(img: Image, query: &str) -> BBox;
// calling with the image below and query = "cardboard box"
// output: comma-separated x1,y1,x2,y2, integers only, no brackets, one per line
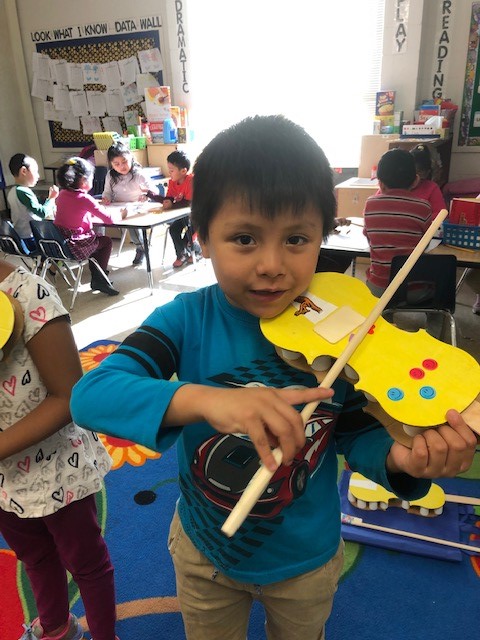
146,143,188,175
335,177,378,217
449,198,480,226
358,134,399,178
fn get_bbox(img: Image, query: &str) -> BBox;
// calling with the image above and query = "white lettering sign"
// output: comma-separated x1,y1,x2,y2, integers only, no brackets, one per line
393,0,409,54
30,17,162,43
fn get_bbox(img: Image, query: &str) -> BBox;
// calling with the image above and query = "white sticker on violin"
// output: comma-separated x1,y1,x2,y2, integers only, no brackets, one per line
292,292,337,324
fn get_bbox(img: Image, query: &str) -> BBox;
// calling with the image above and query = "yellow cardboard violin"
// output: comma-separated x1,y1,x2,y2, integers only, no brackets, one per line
222,209,479,537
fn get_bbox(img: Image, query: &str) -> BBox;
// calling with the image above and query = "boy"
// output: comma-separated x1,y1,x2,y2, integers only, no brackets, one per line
146,150,199,268
363,147,432,297
7,153,59,250
71,116,476,640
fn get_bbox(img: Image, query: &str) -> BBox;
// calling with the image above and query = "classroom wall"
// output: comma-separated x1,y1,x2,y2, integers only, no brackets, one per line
0,0,478,185
382,0,480,181
0,0,191,183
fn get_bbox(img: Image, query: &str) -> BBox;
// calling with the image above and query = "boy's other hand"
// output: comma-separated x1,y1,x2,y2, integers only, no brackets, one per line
386,409,477,478
202,386,334,472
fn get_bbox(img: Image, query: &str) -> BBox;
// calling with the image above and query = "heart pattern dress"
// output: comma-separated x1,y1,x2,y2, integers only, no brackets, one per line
0,266,111,518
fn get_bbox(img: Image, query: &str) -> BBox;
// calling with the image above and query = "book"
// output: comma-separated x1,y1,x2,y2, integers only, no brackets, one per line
144,86,171,123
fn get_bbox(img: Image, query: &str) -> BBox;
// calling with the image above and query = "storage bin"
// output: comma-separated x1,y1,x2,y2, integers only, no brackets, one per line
135,136,147,149
442,222,480,250
93,131,121,150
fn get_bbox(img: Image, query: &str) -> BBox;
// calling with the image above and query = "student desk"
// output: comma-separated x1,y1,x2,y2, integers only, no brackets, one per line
321,218,369,276
96,204,191,292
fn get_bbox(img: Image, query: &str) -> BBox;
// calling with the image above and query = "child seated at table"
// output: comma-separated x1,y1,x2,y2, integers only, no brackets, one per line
363,148,433,297
55,157,123,296
145,150,200,268
409,144,447,215
7,153,59,250
102,142,158,266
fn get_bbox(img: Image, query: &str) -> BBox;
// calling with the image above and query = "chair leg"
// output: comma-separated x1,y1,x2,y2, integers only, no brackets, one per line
40,258,51,279
117,229,128,256
70,264,84,309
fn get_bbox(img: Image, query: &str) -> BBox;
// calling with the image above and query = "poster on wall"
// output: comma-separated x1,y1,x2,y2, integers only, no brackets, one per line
458,2,480,146
32,19,164,148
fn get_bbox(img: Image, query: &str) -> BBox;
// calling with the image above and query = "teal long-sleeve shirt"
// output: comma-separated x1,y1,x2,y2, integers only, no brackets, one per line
71,284,430,584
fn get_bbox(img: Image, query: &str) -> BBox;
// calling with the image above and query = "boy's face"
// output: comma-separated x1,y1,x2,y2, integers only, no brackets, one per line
167,162,187,183
19,159,39,187
200,197,323,318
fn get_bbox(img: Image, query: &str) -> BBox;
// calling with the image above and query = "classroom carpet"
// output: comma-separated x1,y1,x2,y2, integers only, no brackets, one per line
1,339,479,640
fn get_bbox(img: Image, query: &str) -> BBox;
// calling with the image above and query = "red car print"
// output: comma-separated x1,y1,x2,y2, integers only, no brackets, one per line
191,410,334,518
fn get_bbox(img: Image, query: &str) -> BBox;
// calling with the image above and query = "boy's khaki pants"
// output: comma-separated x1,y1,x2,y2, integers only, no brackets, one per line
168,510,344,640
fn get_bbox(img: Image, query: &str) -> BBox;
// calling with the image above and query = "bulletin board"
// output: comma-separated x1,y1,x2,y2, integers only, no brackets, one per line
36,31,163,148
458,2,480,146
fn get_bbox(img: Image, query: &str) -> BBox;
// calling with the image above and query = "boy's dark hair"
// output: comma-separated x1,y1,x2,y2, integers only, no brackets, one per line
57,157,94,190
9,153,32,176
167,150,190,171
107,142,140,185
191,115,336,241
377,148,417,189
410,144,432,180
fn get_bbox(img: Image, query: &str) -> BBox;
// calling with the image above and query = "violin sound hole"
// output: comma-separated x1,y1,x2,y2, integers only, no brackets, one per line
343,364,359,382
280,348,302,361
311,356,333,372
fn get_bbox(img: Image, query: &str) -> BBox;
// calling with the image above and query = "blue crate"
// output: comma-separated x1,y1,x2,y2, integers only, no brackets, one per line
442,221,480,250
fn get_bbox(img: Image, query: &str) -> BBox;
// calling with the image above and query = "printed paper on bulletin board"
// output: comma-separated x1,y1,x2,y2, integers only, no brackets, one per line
459,2,480,146
37,31,163,148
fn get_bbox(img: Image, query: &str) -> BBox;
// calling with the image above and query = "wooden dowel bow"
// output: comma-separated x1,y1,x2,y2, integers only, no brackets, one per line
341,513,480,554
222,210,449,537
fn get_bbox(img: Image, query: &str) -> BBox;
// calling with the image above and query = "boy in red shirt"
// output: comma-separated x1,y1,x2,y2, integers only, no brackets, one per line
147,150,200,268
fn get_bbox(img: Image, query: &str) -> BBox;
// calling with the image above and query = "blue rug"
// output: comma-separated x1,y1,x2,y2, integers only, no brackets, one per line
1,340,479,639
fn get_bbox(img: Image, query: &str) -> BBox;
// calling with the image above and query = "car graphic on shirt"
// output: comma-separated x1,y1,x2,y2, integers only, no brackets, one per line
190,410,334,518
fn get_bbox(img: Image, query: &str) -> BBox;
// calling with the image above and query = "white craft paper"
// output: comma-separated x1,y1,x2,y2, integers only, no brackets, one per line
69,91,89,117
105,90,124,117
121,82,141,107
138,48,163,73
83,63,105,85
103,61,122,90
61,115,81,131
31,77,50,100
43,101,62,122
32,53,51,80
68,64,85,90
53,85,71,111
118,56,140,85
87,91,107,117
102,117,123,135
81,116,102,134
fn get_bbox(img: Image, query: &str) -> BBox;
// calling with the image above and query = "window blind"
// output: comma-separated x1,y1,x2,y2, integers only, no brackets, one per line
186,0,385,168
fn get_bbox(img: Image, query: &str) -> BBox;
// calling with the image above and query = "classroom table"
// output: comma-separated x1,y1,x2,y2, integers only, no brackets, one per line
321,218,369,277
95,203,191,292
322,217,480,290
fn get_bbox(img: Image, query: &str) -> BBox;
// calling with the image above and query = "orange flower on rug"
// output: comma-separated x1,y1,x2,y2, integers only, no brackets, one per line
99,434,161,470
79,340,119,371
79,340,161,470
